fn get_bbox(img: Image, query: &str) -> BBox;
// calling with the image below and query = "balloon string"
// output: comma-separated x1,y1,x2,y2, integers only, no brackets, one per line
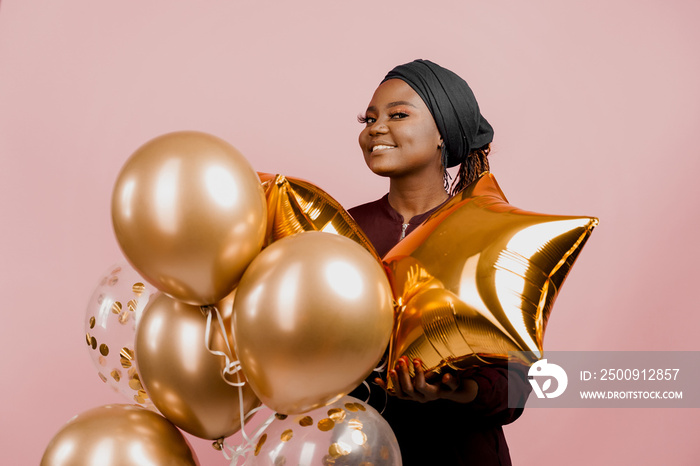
235,369,257,445
200,306,277,464
374,359,388,373
372,354,389,414
221,409,277,465
202,305,246,387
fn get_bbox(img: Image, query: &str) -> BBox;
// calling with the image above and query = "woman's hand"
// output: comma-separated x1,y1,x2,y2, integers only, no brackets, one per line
375,356,479,404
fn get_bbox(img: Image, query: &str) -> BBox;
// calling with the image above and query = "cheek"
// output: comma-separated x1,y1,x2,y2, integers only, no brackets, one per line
358,129,368,150
419,124,441,148
358,131,371,166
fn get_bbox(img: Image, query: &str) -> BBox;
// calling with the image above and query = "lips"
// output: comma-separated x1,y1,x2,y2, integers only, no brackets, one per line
371,144,396,153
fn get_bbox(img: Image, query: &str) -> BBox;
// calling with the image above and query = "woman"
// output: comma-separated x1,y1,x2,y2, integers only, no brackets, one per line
348,59,531,465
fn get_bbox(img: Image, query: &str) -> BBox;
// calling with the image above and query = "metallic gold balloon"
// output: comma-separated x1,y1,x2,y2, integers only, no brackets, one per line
112,131,267,306
135,292,261,440
40,404,199,466
232,231,394,415
258,172,381,262
384,173,598,388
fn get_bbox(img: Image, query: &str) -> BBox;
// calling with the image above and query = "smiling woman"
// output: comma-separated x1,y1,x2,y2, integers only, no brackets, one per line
348,59,531,466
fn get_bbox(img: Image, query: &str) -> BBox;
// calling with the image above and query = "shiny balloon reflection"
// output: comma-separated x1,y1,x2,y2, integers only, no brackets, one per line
233,232,394,414
112,131,267,305
384,173,598,387
40,404,199,466
135,293,260,440
326,261,364,300
258,173,381,262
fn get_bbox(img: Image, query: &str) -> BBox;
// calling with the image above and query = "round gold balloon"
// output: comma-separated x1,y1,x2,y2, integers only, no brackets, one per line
135,292,261,440
258,172,381,263
232,231,394,415
384,173,598,389
40,404,199,466
112,131,267,305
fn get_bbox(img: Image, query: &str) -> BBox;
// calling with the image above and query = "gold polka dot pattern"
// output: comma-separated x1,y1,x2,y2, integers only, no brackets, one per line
255,398,400,464
317,418,335,431
254,433,267,455
298,416,313,427
83,264,157,410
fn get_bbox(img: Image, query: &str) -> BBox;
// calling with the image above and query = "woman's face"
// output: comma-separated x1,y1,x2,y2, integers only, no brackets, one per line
358,79,443,179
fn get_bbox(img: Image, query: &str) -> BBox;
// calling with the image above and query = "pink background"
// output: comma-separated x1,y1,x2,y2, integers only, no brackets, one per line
2,1,699,464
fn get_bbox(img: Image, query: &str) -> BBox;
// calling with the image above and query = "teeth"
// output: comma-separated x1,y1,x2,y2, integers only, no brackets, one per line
372,145,394,152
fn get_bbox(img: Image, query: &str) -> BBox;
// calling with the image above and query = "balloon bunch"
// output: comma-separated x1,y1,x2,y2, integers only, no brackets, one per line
43,131,597,465
42,131,398,465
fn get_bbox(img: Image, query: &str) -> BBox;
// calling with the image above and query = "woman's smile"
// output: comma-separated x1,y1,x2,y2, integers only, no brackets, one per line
370,143,397,153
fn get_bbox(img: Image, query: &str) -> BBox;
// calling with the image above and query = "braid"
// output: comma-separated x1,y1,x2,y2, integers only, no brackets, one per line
449,144,491,195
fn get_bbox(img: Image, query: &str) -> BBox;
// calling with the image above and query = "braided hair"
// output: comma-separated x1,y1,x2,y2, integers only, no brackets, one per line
449,144,491,195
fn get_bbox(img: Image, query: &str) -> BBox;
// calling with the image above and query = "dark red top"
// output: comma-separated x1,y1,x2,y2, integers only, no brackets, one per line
349,194,531,466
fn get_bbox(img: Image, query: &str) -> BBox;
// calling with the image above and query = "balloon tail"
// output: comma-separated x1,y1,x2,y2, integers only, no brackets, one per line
201,305,246,387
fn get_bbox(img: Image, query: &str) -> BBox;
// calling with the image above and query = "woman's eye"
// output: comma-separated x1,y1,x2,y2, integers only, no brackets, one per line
390,112,409,119
358,115,376,125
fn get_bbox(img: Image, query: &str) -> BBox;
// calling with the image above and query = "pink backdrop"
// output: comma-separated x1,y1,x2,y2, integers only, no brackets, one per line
2,1,699,464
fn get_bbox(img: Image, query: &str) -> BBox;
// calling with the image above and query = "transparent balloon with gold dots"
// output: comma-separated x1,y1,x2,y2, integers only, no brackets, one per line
251,396,401,465
83,262,158,409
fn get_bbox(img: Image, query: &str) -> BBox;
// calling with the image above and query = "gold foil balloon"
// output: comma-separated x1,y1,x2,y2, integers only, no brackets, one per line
111,131,267,306
84,262,158,408
41,404,199,466
258,172,381,262
134,292,261,440
252,396,401,465
232,231,394,415
384,173,598,388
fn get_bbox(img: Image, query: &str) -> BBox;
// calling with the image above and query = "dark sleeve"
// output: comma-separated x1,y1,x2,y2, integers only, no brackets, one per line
459,365,531,427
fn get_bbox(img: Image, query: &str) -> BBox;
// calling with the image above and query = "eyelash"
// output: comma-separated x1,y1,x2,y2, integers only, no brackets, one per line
357,114,373,124
357,111,408,125
390,111,409,119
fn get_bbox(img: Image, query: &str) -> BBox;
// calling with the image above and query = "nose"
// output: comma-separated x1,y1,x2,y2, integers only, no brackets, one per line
368,121,389,136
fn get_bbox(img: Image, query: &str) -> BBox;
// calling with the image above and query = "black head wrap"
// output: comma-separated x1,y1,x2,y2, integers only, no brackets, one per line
382,59,494,168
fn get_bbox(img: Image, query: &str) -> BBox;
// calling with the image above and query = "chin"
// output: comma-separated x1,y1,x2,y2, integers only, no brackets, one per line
368,165,395,178
366,159,395,177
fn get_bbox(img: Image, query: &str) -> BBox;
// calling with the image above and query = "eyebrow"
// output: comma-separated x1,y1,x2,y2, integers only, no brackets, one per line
365,100,418,113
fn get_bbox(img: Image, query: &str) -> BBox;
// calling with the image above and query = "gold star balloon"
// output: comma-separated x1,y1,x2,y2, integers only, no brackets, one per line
258,173,381,263
384,173,598,389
